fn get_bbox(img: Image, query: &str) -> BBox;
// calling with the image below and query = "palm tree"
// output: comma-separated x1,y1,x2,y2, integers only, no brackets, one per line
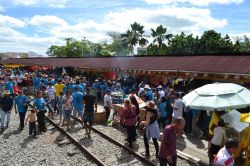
121,22,148,48
150,25,172,54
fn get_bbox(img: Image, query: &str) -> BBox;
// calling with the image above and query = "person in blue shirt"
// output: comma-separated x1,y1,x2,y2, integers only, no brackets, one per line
80,79,86,94
34,91,47,132
100,81,107,101
157,97,168,130
72,87,84,126
5,78,14,95
145,86,154,101
14,90,27,130
32,75,40,93
68,80,75,94
74,80,83,93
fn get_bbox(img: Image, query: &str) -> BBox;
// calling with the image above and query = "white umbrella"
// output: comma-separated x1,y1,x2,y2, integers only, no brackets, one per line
182,83,250,111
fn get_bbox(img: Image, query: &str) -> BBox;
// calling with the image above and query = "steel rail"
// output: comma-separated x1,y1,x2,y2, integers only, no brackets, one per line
45,117,106,166
71,115,156,166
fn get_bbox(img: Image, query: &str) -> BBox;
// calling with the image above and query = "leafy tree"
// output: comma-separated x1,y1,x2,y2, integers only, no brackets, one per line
197,30,234,54
121,22,148,54
149,25,172,54
106,32,132,56
168,32,192,55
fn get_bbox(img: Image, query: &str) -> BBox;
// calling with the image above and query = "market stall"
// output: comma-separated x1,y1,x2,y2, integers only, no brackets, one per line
183,83,250,166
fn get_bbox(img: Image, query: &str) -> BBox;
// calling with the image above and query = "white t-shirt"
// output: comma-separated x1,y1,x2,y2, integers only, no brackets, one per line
63,95,73,110
214,147,234,166
211,127,227,146
138,88,144,96
172,98,183,118
159,90,165,98
46,86,56,100
104,94,112,107
16,74,25,83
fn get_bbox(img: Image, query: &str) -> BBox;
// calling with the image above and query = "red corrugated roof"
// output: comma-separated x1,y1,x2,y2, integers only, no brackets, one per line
3,56,250,75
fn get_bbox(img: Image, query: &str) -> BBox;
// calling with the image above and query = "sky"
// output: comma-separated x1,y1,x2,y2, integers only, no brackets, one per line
0,0,250,55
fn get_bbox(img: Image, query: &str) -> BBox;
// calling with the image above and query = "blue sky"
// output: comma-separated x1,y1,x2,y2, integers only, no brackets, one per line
0,0,249,55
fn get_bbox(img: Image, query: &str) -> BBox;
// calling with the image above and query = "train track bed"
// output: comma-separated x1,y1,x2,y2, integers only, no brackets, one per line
94,124,199,166
47,116,151,166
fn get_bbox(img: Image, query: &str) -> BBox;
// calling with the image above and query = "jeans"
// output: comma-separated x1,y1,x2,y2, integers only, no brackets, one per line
183,110,193,133
1,110,11,128
126,125,136,147
143,131,159,156
37,111,46,132
159,156,177,166
19,111,26,129
104,106,111,121
29,122,37,136
48,99,56,112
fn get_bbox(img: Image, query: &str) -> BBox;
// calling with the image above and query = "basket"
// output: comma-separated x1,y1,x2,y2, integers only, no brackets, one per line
94,111,106,123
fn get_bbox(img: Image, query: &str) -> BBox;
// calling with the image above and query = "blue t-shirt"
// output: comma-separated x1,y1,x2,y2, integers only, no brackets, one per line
100,84,108,92
73,85,84,93
5,82,14,94
72,91,84,110
146,90,153,101
80,83,86,91
15,95,27,113
158,102,167,117
68,83,74,94
34,98,46,111
33,77,40,87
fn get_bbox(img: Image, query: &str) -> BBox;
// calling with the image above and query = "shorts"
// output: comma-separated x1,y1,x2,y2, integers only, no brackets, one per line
83,112,94,126
73,107,84,117
64,109,72,120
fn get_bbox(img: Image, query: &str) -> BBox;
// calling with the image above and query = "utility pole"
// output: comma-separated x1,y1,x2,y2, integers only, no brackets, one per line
82,36,86,57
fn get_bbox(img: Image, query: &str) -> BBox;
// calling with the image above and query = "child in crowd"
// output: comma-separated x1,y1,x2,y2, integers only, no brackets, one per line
25,109,37,137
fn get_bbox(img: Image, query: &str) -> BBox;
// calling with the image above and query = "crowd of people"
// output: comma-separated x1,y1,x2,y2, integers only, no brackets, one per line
0,67,240,166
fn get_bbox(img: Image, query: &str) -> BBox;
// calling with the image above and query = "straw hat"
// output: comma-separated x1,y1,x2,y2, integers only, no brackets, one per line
147,101,157,109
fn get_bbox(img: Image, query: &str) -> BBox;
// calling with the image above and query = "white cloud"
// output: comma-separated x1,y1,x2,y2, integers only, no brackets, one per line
29,15,68,28
0,15,26,27
11,0,68,8
143,0,244,6
0,27,62,54
0,6,228,54
12,0,38,6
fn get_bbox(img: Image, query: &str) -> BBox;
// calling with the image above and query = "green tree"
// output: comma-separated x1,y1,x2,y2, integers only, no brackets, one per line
105,32,132,56
197,30,234,54
47,38,91,57
150,25,172,54
121,22,148,54
168,32,197,55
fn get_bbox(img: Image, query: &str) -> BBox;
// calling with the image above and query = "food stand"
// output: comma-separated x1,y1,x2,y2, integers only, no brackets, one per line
222,110,249,165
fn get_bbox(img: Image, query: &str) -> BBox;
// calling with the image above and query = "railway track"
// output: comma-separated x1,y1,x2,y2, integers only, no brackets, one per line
46,116,157,166
71,116,203,166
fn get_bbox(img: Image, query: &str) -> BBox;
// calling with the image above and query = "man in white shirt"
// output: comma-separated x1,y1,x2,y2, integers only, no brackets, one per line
158,86,165,99
46,82,56,118
104,90,112,122
209,120,227,165
172,93,184,123
214,138,239,166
